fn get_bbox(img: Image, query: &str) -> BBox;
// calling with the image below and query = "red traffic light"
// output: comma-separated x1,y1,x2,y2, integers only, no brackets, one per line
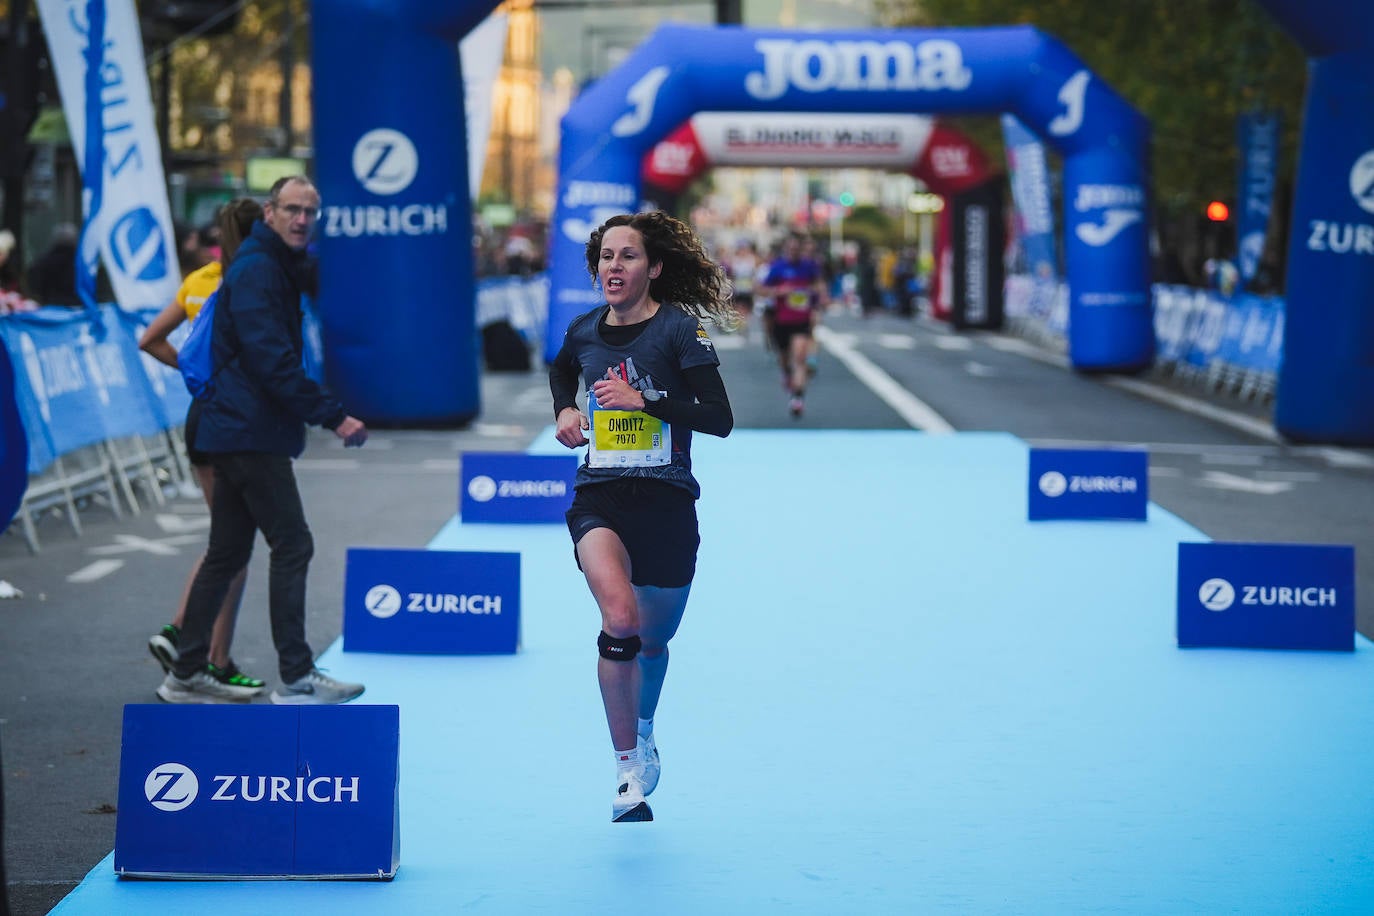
1206,201,1230,222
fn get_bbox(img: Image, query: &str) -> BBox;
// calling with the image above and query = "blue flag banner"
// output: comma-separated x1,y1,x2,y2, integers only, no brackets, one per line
460,452,577,524
114,704,400,878
1236,111,1279,285
1177,542,1355,651
1001,114,1059,281
1028,448,1149,521
343,547,520,655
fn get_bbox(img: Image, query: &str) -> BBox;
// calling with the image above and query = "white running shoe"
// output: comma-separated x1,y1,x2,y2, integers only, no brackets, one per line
612,768,653,822
638,733,660,797
269,668,365,705
156,670,250,704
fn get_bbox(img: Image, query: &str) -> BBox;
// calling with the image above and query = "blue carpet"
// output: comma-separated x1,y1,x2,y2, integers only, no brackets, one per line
55,431,1374,913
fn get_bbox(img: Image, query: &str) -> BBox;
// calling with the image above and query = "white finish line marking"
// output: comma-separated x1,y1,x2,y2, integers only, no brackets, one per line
815,326,955,434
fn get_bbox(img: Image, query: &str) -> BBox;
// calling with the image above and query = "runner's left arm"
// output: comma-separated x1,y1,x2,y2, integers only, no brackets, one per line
640,364,732,438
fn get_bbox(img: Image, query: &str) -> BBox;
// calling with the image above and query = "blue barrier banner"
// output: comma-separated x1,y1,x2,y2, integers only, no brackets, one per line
0,340,28,526
1028,448,1148,521
120,308,192,430
0,318,57,473
114,704,400,878
461,452,576,524
0,307,162,459
1177,542,1355,651
1236,111,1279,285
343,547,519,655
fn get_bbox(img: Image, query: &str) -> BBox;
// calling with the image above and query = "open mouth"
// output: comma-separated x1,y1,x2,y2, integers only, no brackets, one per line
605,278,625,292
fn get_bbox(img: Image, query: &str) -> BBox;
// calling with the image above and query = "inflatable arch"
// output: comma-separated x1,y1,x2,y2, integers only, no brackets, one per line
639,111,1001,325
640,112,994,199
1253,0,1374,444
547,23,1150,369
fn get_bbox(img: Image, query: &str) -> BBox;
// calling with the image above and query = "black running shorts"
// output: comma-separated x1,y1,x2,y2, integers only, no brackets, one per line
184,398,209,467
566,478,700,588
769,321,812,354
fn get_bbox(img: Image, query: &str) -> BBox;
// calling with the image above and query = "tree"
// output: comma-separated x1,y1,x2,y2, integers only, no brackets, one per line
875,0,1307,224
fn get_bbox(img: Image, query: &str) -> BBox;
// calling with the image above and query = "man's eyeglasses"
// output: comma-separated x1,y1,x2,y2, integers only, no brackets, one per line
272,203,320,221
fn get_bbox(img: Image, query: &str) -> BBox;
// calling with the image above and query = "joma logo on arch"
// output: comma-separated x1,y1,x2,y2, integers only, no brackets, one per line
744,39,973,101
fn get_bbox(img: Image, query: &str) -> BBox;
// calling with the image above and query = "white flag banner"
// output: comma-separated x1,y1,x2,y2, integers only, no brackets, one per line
460,13,508,202
35,0,180,311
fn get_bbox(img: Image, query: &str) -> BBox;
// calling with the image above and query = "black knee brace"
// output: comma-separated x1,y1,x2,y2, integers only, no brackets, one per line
598,630,642,661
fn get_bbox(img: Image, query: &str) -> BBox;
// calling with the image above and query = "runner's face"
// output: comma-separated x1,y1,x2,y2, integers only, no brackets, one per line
598,226,660,310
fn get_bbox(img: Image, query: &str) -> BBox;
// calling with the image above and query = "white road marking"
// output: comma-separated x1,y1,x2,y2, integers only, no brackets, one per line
1316,447,1374,470
67,560,125,583
154,513,210,534
931,336,972,351
474,423,529,438
1198,470,1294,495
294,458,362,471
964,360,997,377
815,326,955,434
878,334,915,349
712,334,748,350
88,533,203,557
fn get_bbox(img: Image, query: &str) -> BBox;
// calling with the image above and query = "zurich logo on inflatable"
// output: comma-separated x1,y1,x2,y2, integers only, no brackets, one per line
1349,150,1374,216
109,208,170,282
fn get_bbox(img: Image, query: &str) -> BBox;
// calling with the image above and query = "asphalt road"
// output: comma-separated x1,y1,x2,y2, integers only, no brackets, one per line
2,308,1371,915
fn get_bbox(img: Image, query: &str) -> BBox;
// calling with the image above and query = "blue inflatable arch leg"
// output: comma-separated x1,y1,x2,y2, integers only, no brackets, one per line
310,1,500,426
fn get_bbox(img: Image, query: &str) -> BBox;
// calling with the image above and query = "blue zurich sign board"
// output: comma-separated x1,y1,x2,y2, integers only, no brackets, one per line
1028,448,1148,520
460,452,577,523
343,547,520,654
115,704,400,878
1177,542,1355,651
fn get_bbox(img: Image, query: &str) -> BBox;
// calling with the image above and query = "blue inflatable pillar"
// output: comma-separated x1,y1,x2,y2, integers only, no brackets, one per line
311,1,499,426
1254,1,1374,443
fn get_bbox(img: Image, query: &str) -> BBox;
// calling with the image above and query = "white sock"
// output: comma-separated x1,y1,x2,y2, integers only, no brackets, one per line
637,718,654,740
614,746,641,777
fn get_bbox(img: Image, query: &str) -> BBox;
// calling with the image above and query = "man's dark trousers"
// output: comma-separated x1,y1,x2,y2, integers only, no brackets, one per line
173,452,315,683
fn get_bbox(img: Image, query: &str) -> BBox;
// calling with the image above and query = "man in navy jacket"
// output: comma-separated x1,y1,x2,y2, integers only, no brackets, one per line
158,176,370,705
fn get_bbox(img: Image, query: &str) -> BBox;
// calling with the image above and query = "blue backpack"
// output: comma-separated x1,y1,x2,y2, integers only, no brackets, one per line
178,287,224,399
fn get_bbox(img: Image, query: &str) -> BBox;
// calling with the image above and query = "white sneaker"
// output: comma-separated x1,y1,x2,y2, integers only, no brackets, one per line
638,733,660,797
612,768,653,822
156,670,249,704
269,668,365,705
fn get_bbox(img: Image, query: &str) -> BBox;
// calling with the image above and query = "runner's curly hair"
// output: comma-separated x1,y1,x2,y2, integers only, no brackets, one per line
585,211,739,330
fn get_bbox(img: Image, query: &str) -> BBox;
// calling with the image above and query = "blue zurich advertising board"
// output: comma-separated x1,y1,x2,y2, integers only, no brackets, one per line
460,452,577,523
343,547,520,654
1177,542,1355,651
1028,448,1149,521
114,704,400,878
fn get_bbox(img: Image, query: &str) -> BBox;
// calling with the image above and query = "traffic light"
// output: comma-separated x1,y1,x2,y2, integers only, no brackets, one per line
838,191,855,208
1206,200,1230,222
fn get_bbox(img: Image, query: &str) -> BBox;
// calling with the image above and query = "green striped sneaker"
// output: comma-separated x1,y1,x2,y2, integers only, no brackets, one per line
206,661,266,698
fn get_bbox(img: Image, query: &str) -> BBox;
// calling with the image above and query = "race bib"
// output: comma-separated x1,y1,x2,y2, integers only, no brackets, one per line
587,392,671,468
